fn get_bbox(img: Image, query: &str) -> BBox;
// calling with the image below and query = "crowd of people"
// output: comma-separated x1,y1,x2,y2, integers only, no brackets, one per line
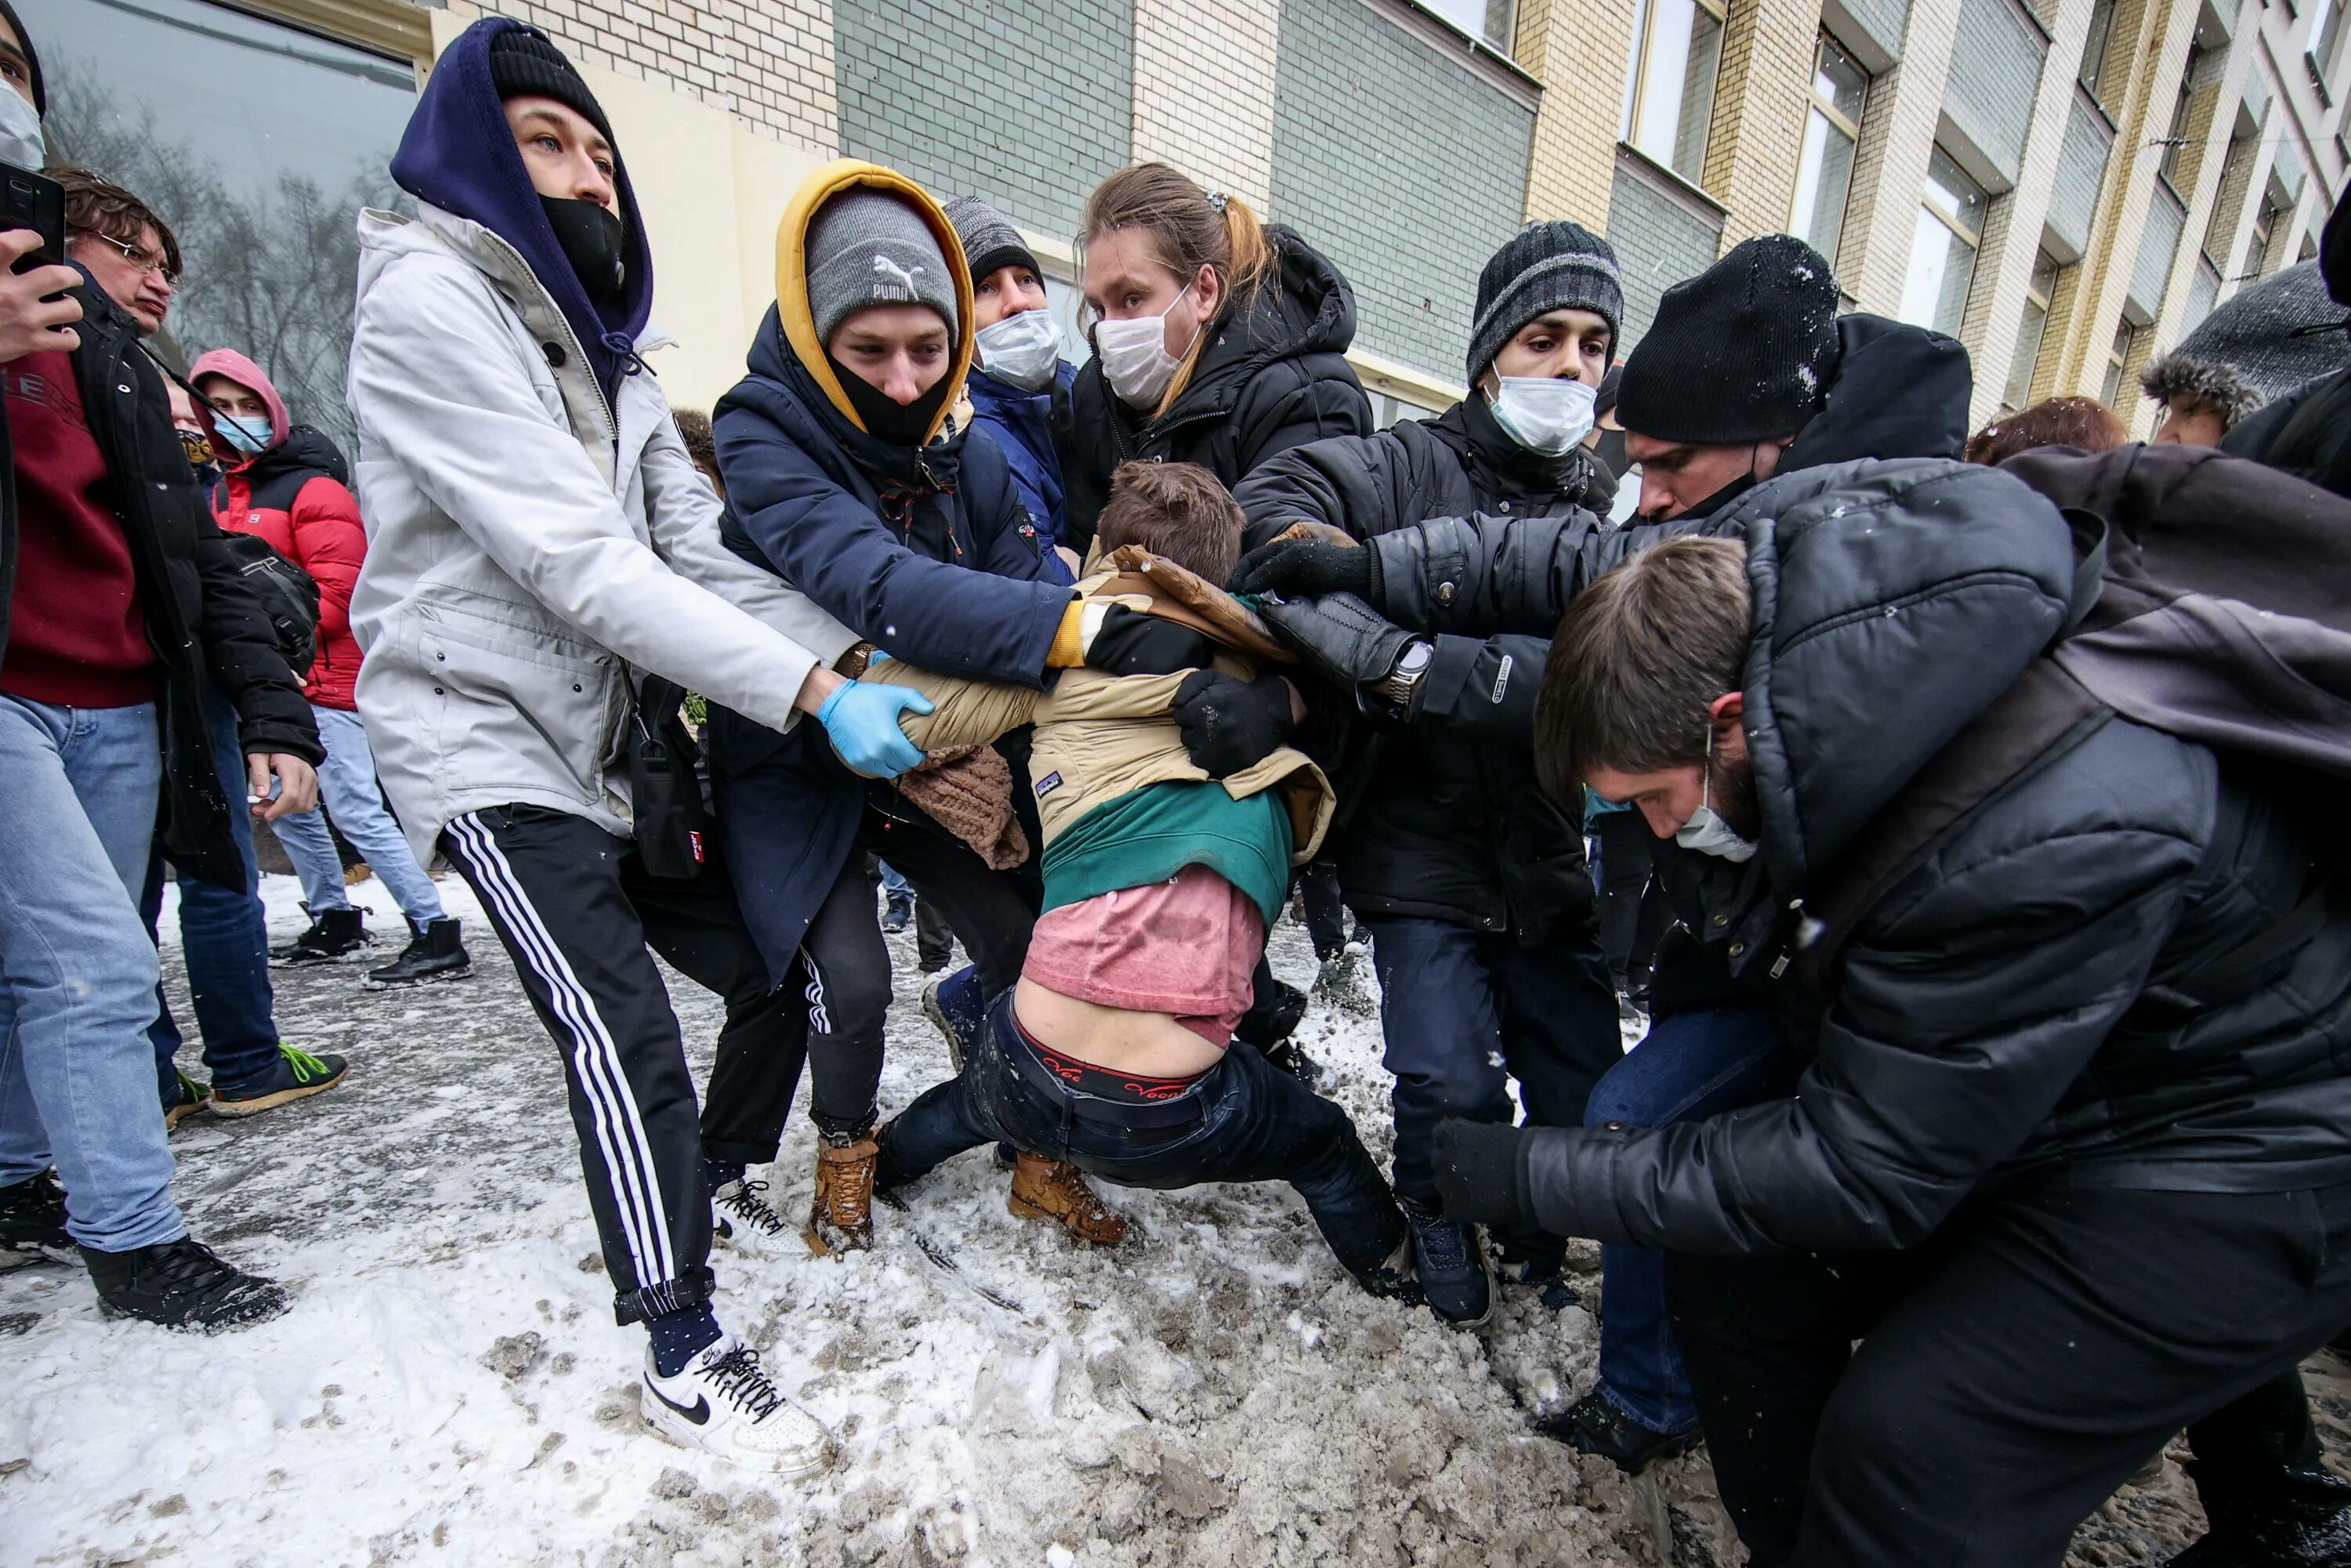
3,6,2350,1563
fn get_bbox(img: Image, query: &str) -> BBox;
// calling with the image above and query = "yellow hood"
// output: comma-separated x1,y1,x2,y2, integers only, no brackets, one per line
773,159,976,445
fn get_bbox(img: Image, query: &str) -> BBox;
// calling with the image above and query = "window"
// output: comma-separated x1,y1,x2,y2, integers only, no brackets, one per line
29,0,416,451
1621,0,1727,183
2100,319,2137,406
2160,49,2201,187
1897,147,1988,335
2079,0,2120,107
1790,34,1868,266
2241,190,2284,280
2312,0,2346,81
2003,250,2061,410
1422,0,1518,53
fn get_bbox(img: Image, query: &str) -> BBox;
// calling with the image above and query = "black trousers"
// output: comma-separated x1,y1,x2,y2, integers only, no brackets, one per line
440,804,774,1324
1665,1177,2351,1567
878,991,1406,1278
914,894,955,971
701,806,1036,1152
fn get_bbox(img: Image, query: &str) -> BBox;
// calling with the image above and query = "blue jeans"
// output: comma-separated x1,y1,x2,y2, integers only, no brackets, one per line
271,704,444,928
1364,915,1621,1233
1588,1006,1802,1433
143,693,281,1097
0,694,187,1251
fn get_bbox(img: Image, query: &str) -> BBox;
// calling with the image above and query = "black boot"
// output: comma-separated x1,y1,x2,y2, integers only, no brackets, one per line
80,1237,290,1330
0,1170,69,1266
1400,1197,1491,1327
364,917,470,987
1258,1036,1327,1092
270,906,368,965
1535,1388,1701,1475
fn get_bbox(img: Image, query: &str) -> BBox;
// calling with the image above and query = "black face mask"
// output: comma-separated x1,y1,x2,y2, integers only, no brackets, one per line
826,351,952,449
540,195,626,303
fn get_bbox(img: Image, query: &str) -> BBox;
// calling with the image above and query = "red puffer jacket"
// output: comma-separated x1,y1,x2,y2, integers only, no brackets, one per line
209,426,367,709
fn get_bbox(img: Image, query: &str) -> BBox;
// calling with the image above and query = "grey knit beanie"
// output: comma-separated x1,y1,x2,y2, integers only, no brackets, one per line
806,190,958,346
2140,259,2350,427
943,195,1038,285
1467,220,1623,386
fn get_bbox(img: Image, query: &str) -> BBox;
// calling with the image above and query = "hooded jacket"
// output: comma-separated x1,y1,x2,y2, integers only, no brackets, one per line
346,38,853,866
704,161,1073,978
1233,393,1614,941
965,356,1078,561
191,349,368,709
1062,226,1374,551
38,268,321,889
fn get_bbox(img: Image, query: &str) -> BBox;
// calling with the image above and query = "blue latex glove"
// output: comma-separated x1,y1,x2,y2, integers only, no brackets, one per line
817,679,933,777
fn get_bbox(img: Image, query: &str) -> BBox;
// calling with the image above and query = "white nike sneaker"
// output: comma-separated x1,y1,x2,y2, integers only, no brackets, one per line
640,1334,834,1475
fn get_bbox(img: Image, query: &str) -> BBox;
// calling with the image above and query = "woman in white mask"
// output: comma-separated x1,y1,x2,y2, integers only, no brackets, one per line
1062,163,1371,558
944,195,1080,578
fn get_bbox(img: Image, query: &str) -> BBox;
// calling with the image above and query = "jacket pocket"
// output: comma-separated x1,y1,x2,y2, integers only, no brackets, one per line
411,587,622,806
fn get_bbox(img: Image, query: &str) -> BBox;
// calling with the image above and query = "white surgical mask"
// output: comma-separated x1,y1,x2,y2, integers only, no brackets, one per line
1675,729,1758,862
1487,375,1597,456
1094,282,1200,411
0,90,44,172
973,307,1060,392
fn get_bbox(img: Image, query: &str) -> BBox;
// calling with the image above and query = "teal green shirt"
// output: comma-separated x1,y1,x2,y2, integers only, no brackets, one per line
1039,781,1295,925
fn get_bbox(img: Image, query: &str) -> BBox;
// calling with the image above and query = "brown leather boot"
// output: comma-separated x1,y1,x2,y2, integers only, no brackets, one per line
1008,1152,1128,1246
805,1134,879,1256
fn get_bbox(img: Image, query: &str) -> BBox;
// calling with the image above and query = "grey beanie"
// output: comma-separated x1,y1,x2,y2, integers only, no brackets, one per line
806,190,958,346
943,195,1038,286
1467,220,1624,386
2140,259,2351,428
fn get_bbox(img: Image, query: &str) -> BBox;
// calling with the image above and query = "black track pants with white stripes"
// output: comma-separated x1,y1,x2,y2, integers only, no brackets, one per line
440,804,773,1324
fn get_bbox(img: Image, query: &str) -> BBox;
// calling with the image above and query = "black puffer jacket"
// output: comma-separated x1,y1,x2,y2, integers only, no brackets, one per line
2220,361,2351,499
1233,394,1612,940
63,270,321,889
1062,226,1372,551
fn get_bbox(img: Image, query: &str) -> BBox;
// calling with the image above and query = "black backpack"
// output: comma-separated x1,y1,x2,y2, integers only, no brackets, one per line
214,531,321,675
1789,442,2351,1001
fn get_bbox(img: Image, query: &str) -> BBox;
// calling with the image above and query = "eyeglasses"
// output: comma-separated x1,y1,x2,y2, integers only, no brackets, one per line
78,231,178,284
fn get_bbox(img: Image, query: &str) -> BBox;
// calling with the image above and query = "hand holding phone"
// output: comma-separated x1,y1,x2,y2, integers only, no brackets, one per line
0,226,81,362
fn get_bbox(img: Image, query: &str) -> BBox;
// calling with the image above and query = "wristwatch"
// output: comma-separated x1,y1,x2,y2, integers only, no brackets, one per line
1378,639,1434,711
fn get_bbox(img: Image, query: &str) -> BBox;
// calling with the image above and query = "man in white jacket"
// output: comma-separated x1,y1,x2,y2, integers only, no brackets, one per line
346,19,931,1471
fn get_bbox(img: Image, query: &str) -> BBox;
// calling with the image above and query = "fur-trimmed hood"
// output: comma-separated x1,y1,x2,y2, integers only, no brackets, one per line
2139,349,2268,429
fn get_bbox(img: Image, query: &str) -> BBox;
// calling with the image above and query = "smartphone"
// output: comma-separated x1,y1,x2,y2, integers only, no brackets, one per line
0,161,65,275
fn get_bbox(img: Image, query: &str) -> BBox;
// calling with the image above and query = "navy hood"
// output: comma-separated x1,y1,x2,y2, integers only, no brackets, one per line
389,18,652,401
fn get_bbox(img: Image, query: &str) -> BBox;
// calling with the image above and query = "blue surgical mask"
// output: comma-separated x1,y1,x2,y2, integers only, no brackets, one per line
213,411,272,455
1487,375,1597,456
1675,729,1757,862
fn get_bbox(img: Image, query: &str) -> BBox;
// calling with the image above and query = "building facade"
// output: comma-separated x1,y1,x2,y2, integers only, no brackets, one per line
33,0,2348,438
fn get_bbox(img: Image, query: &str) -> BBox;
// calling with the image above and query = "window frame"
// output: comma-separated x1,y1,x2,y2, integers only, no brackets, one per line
1788,31,1868,266
2100,318,2137,406
1619,0,1730,186
2002,249,2062,411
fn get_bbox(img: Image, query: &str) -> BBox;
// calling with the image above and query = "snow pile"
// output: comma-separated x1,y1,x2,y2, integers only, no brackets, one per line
0,872,2320,1565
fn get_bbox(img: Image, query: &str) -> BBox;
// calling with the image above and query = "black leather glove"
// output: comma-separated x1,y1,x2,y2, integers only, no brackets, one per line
1229,537,1378,599
1084,603,1219,677
1172,668,1294,778
1432,1118,1534,1230
1253,591,1418,697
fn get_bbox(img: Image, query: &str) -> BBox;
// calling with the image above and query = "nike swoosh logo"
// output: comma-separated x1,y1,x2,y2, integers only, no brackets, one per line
647,1380,710,1425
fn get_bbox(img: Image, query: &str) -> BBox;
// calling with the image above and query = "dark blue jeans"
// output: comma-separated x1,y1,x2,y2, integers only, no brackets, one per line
1588,1006,1802,1433
143,692,281,1099
878,992,1407,1280
1364,915,1621,1249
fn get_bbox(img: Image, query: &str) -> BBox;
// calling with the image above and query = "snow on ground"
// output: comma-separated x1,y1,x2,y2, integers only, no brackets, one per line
3,869,2343,1566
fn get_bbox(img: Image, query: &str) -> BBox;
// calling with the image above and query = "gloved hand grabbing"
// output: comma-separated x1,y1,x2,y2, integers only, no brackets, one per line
1228,537,1378,599
817,679,933,778
1253,592,1420,698
1432,1118,1535,1230
1172,669,1295,777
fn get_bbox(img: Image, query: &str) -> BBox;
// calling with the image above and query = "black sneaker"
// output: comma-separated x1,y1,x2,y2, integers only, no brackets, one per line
211,1045,348,1118
712,1177,789,1245
1400,1197,1491,1327
80,1237,291,1330
1535,1389,1701,1475
364,917,470,987
0,1170,70,1266
1258,1037,1326,1092
881,893,913,933
161,1069,210,1132
271,907,368,965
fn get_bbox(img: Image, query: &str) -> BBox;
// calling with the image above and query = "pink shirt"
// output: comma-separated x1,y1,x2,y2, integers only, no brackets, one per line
1021,863,1265,1045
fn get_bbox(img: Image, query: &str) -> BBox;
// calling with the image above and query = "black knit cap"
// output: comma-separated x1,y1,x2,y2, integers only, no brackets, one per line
0,0,45,117
1467,220,1623,386
1617,234,1841,444
487,27,611,144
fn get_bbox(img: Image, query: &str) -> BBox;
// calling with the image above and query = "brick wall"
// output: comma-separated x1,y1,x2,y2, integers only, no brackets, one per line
1516,0,1630,227
832,0,1133,241
456,0,836,154
1267,0,1534,379
1132,0,1281,207
1943,0,2049,182
1842,0,1963,314
1837,0,1916,60
1701,0,1821,248
1609,148,1728,348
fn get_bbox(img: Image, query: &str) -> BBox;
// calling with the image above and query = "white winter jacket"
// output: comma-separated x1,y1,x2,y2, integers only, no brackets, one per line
346,205,856,863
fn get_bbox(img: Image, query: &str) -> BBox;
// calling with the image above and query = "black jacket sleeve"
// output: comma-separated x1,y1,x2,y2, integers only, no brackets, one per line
193,520,324,763
1230,365,1375,494
1366,512,1719,637
1231,428,1406,553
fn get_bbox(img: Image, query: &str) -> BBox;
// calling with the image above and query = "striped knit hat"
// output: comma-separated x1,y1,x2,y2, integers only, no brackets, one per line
1466,220,1622,386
